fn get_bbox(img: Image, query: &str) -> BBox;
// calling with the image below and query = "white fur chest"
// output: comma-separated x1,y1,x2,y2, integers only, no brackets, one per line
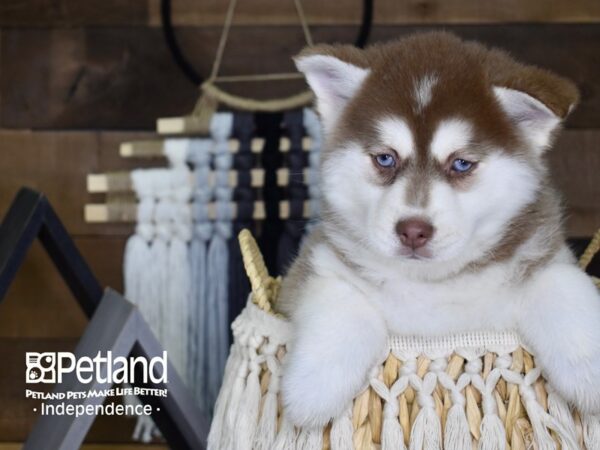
372,268,520,335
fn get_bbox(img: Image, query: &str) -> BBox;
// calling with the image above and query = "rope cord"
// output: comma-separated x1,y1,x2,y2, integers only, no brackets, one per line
209,0,239,81
160,0,374,86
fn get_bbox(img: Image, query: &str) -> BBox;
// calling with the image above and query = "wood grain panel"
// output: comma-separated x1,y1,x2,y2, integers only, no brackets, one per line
2,0,600,27
156,0,600,26
0,0,151,27
0,130,156,236
0,236,126,338
1,25,599,130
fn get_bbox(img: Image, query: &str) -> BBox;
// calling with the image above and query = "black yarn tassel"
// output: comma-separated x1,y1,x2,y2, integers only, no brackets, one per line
278,110,307,274
228,112,255,325
256,112,284,276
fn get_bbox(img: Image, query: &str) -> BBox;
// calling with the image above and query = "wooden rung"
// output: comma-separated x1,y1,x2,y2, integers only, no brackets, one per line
119,140,164,158
157,116,210,135
87,169,267,193
84,201,311,223
276,168,309,186
119,137,314,158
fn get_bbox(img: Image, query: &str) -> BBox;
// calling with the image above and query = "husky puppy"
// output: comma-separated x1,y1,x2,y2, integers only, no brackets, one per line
277,32,600,427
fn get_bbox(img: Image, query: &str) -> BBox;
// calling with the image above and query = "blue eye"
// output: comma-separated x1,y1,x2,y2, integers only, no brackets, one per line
375,154,396,168
451,158,474,173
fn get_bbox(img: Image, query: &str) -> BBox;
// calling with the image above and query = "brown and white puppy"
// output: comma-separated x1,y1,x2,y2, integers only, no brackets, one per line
276,32,600,427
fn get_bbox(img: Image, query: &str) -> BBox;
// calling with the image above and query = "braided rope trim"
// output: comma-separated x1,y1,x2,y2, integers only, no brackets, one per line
202,82,314,113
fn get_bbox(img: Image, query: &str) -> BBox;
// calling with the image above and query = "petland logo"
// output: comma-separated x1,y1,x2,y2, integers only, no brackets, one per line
26,351,168,384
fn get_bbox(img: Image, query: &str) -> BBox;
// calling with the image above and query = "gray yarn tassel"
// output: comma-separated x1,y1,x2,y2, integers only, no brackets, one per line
206,113,234,410
187,139,214,413
304,108,323,231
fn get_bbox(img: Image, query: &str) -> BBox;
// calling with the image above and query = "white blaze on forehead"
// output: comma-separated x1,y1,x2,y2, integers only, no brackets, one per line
430,119,473,162
376,117,415,159
413,74,439,113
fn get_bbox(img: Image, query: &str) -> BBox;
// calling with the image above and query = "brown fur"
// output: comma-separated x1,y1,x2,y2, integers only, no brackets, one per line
293,32,578,284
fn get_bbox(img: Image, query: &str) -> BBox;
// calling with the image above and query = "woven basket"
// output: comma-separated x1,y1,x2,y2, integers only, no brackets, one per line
207,229,600,450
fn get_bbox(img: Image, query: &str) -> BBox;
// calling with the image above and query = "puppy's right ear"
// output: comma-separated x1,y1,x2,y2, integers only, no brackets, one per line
295,48,370,133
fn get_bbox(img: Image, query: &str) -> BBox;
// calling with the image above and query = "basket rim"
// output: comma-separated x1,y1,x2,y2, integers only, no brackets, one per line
241,295,525,353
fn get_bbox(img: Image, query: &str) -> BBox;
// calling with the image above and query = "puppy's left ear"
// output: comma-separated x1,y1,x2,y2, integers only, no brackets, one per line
295,45,370,134
493,87,563,152
489,53,579,153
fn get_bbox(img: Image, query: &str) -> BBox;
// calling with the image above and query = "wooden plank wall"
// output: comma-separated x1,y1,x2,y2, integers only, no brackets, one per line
0,0,598,443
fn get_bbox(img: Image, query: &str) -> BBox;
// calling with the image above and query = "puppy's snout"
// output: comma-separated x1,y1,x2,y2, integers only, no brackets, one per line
396,218,435,249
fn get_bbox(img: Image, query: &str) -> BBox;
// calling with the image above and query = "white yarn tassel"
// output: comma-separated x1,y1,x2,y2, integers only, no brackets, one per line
582,414,600,450
478,414,506,450
520,374,561,450
330,405,354,450
207,342,242,450
410,374,442,450
547,386,577,440
233,338,262,450
223,357,249,450
382,404,406,450
444,403,471,450
253,348,280,450
272,415,298,450
369,377,408,450
296,427,324,450
409,406,442,450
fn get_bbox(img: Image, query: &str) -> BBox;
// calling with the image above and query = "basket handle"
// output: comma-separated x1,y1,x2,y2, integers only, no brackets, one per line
238,229,280,313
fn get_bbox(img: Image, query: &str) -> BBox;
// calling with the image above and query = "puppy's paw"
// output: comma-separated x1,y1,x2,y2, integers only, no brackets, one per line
546,357,600,414
281,352,363,428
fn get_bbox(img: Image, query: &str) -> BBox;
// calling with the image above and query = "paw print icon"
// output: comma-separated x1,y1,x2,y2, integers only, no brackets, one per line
26,353,56,383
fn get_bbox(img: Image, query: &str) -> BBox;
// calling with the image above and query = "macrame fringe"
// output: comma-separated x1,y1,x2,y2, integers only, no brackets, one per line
409,407,442,450
253,376,279,450
524,396,579,450
207,343,242,450
166,188,192,384
330,405,354,450
478,413,506,450
206,224,231,406
547,387,577,439
272,415,298,450
188,146,213,411
444,403,471,450
381,400,406,450
296,426,324,450
582,414,600,450
232,360,262,450
222,357,249,450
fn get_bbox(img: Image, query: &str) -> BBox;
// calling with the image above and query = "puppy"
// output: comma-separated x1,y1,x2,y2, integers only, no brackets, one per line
276,32,600,428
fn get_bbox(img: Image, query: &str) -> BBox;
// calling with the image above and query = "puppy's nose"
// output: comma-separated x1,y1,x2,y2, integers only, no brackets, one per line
396,218,434,249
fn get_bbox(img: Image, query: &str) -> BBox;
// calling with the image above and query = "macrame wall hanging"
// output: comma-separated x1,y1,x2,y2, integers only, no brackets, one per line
84,0,375,443
85,0,328,442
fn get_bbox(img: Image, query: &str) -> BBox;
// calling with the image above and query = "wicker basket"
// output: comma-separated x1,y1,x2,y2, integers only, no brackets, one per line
207,229,600,450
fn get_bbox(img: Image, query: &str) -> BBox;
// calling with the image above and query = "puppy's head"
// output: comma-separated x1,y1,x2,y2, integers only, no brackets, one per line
296,32,578,275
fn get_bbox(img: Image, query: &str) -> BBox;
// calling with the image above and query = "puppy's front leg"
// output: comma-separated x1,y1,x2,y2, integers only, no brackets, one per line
281,277,387,427
518,263,600,413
